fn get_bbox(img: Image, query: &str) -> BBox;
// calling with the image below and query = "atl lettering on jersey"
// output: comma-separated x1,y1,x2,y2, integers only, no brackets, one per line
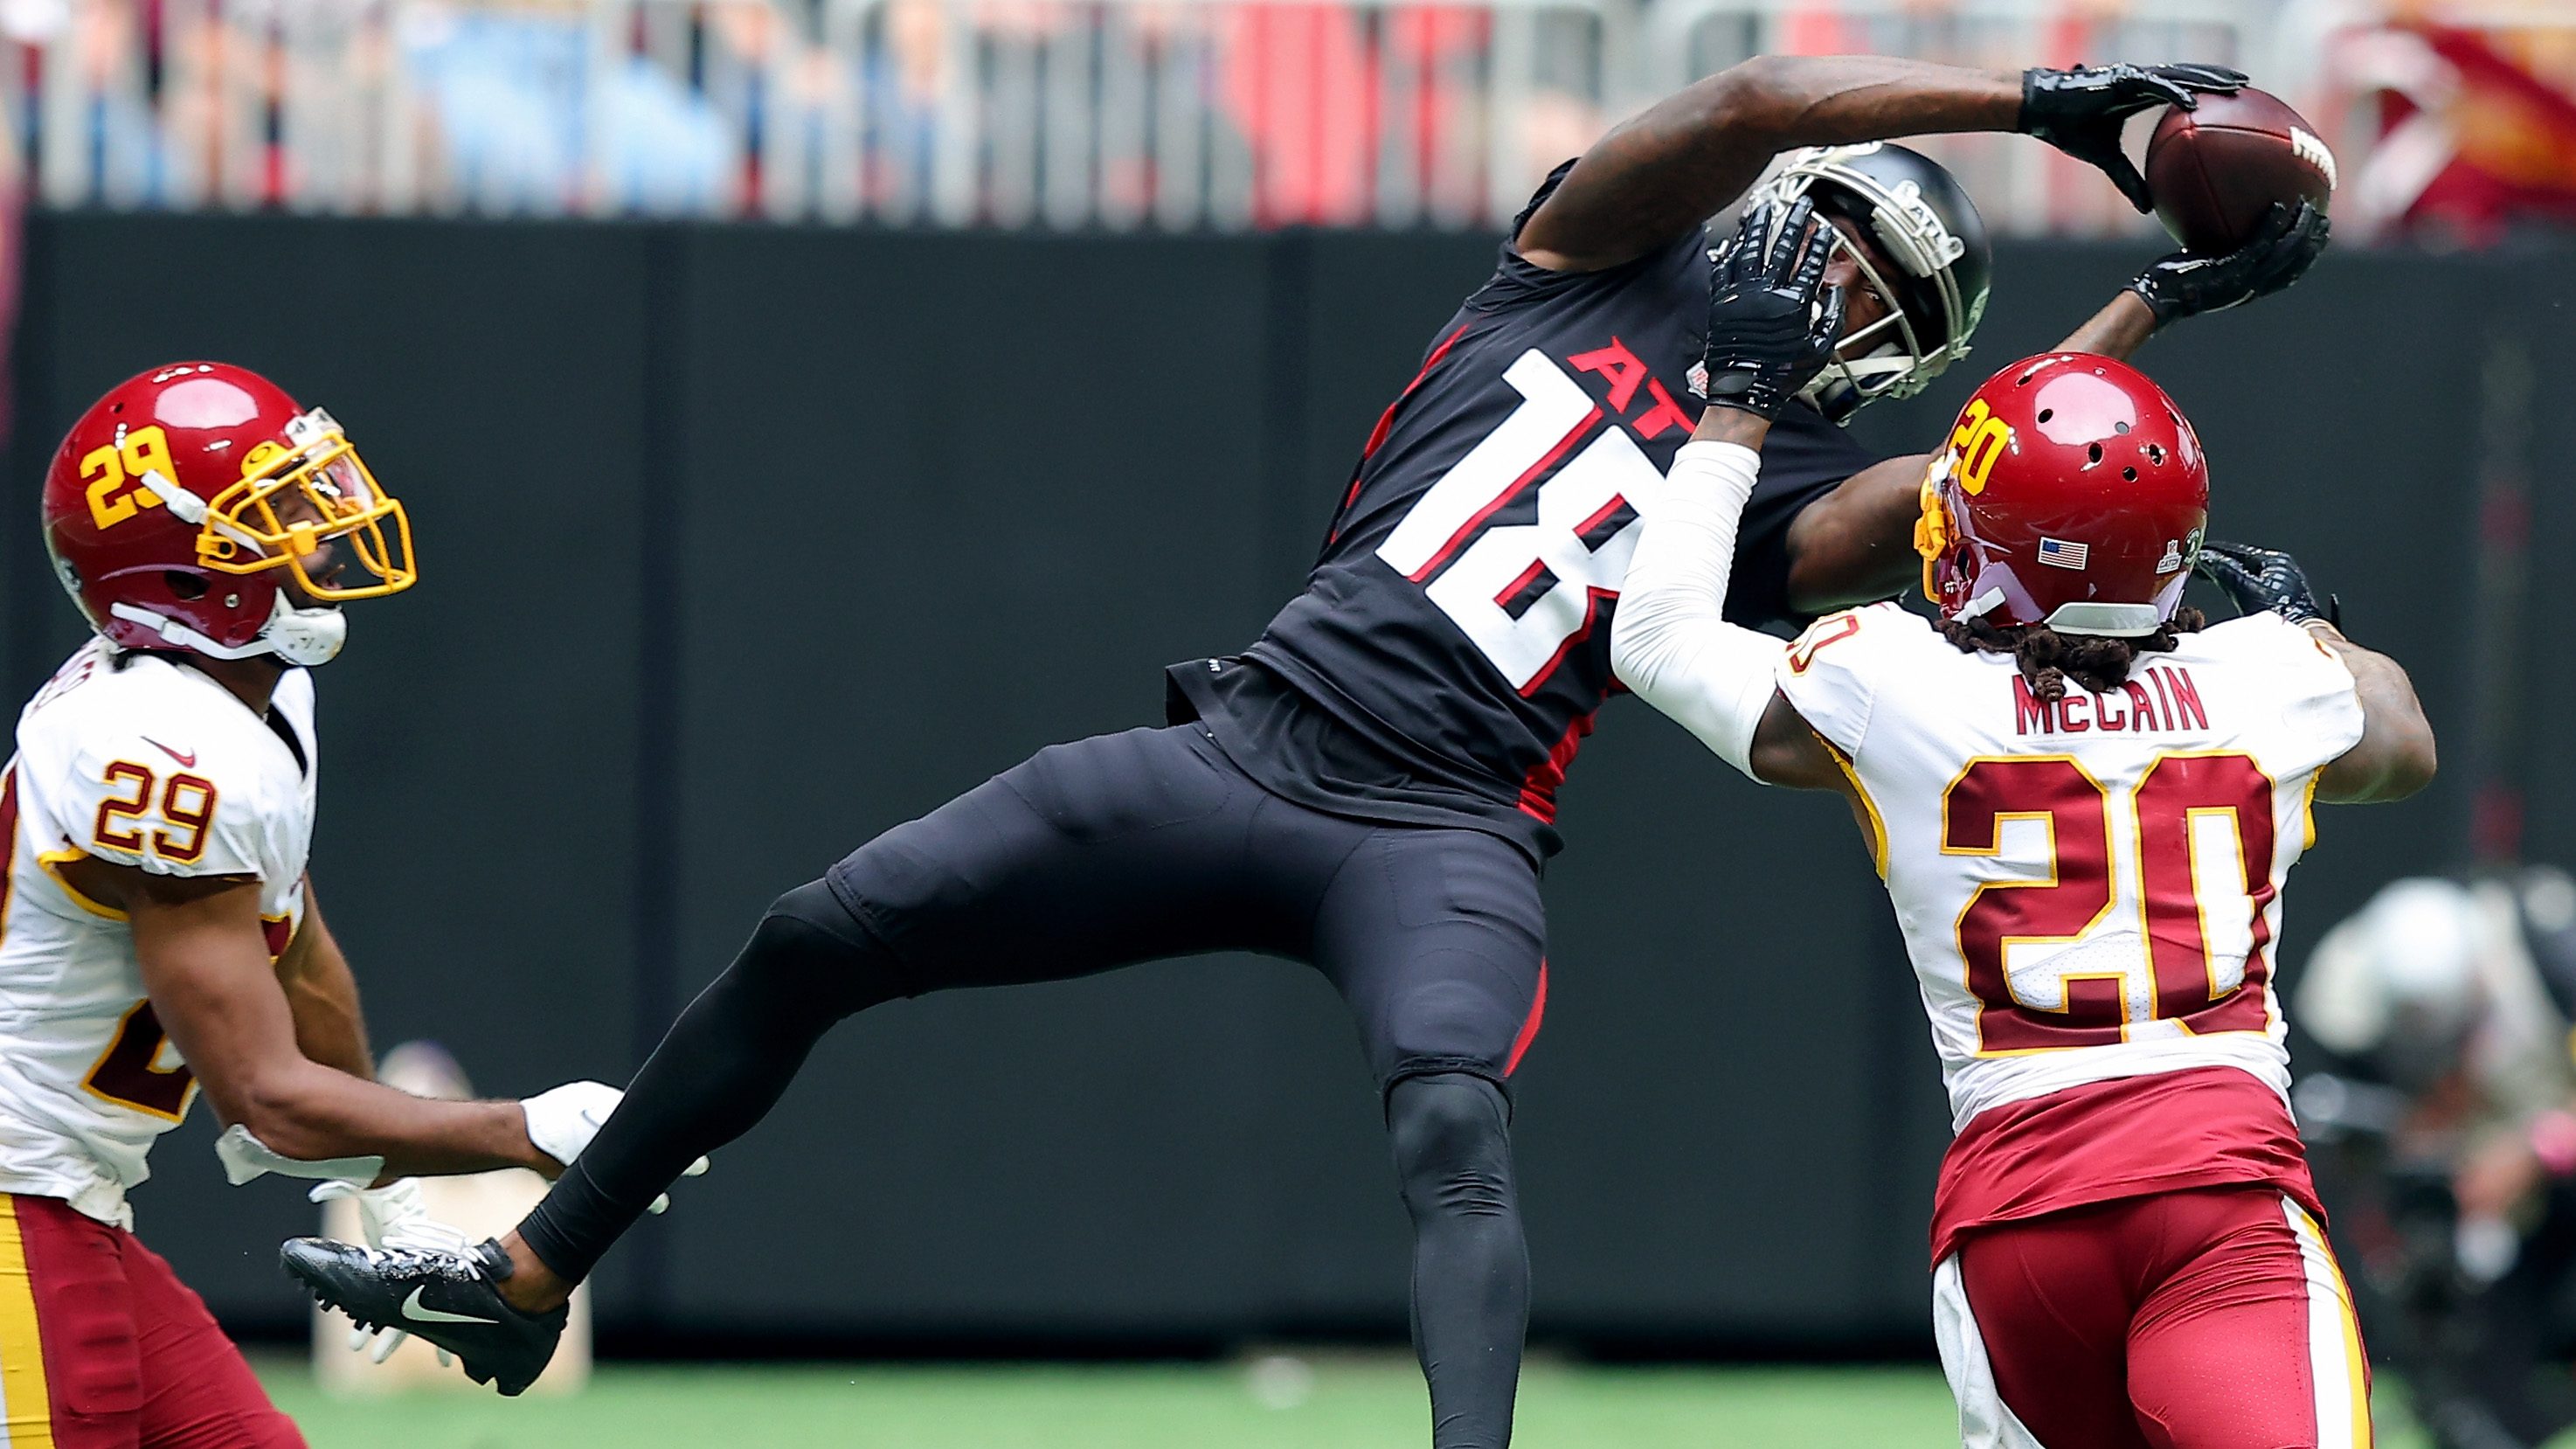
1236,178,1877,845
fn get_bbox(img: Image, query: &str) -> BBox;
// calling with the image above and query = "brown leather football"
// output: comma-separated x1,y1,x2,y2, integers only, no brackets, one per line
2144,87,2336,253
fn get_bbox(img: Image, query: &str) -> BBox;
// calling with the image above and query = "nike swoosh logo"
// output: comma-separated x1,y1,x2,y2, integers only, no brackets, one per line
140,737,195,767
401,1286,495,1326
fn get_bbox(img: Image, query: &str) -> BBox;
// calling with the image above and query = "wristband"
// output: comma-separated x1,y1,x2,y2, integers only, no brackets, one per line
213,1124,384,1186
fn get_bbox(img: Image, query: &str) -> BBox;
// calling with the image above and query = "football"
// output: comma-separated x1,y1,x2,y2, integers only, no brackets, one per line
2143,87,2337,254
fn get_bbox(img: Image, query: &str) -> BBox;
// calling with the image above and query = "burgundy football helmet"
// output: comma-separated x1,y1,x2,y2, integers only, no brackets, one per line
1915,352,2207,637
41,362,414,665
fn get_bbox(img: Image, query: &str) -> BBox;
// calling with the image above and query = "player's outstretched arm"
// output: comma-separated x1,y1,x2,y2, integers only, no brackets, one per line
1779,451,1939,614
1519,58,2011,273
2311,626,2437,804
2195,541,2436,804
1520,59,2240,274
1617,200,1849,791
2054,199,2334,361
1612,204,1880,846
80,859,554,1179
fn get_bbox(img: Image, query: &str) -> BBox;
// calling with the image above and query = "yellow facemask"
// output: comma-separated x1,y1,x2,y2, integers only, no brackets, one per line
194,410,416,601
1913,457,1953,600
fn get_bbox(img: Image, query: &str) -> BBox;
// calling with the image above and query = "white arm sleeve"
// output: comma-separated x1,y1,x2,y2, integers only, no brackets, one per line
1610,440,1793,780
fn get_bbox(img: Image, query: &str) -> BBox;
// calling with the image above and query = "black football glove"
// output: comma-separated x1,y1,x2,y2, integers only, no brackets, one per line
2020,62,2247,212
2196,540,2340,629
2130,201,2331,328
1701,198,1846,421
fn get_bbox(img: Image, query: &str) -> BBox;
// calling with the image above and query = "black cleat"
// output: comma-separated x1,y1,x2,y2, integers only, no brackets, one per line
280,1236,566,1396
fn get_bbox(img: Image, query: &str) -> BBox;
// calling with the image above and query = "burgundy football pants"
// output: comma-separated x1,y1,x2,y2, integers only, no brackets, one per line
1935,1186,2371,1449
0,1193,302,1448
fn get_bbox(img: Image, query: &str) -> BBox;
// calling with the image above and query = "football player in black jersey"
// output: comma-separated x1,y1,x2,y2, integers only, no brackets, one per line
285,55,2331,1445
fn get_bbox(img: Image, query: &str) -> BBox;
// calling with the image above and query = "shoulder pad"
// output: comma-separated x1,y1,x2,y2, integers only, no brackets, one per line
1776,603,1929,756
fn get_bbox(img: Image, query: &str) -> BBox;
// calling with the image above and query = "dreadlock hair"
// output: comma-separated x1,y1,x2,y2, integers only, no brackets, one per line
1939,606,2206,704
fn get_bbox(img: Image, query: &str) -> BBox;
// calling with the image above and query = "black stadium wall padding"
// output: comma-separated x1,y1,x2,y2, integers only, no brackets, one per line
0,212,2552,1348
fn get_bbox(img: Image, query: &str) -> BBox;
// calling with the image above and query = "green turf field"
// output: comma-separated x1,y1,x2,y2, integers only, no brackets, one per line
255,1359,2455,1448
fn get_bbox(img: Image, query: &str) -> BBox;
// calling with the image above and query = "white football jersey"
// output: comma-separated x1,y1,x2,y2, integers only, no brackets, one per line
0,640,314,1227
1776,603,2365,1133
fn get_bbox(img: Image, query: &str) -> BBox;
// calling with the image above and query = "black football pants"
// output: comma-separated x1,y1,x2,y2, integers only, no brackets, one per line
521,724,1547,1448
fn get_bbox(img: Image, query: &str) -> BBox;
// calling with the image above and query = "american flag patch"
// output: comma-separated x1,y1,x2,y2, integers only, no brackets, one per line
2036,537,2090,570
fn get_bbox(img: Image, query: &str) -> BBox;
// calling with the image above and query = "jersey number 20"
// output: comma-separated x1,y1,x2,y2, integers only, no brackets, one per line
1944,752,2281,1054
1376,350,1663,694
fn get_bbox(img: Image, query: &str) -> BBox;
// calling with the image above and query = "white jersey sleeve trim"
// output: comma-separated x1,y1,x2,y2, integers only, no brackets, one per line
1774,603,1909,760
52,729,267,880
2284,622,2367,779
17,660,301,886
2202,614,2367,781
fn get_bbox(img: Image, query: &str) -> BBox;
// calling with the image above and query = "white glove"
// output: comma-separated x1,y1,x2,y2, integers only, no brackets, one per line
308,1178,467,1365
520,1080,710,1214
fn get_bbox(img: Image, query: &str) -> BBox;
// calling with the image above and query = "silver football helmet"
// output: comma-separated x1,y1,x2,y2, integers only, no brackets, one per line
1751,142,1993,423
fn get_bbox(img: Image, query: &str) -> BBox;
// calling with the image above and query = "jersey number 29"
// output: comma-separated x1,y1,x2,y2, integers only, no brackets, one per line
80,759,227,1117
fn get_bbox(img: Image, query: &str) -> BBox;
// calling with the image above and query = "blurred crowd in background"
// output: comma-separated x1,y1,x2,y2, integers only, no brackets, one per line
0,0,2556,237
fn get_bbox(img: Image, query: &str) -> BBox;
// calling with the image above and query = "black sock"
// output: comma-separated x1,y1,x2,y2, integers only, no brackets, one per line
518,880,897,1283
1388,1072,1528,1449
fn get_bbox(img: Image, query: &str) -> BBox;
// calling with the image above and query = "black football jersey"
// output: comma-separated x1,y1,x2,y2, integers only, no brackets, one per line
1171,168,1886,858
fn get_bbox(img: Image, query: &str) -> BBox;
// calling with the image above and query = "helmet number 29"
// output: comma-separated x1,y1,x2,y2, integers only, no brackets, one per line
80,426,178,531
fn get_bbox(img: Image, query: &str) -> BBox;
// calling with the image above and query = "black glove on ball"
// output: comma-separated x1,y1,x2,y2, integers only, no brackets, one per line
2197,540,2339,629
2132,201,2331,327
1700,198,1846,421
2021,62,2247,212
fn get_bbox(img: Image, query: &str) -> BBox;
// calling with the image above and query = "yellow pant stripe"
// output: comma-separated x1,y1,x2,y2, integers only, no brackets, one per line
2286,1199,2371,1449
2323,1231,2372,1448
0,1197,57,1448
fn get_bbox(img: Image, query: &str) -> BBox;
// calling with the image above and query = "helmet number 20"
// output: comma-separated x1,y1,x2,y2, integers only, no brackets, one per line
80,426,178,531
1947,399,2012,496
